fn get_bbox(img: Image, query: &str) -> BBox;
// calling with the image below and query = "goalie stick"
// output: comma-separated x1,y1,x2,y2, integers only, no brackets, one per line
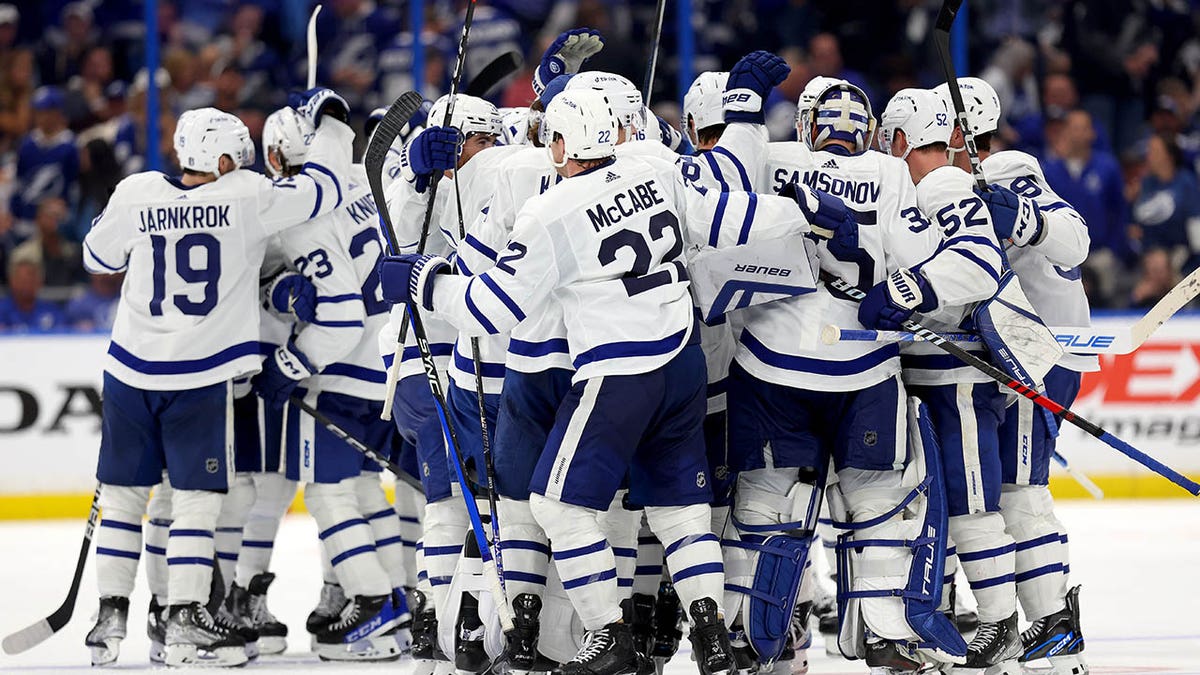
2,486,101,654
932,0,986,191
289,396,425,493
465,50,522,98
824,275,1200,496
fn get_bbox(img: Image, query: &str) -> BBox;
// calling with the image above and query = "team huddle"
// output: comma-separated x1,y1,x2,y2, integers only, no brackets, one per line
79,27,1091,675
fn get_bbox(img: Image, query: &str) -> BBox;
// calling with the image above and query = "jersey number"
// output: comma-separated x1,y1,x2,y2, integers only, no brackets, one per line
597,211,685,297
935,197,989,237
150,233,220,316
350,228,389,316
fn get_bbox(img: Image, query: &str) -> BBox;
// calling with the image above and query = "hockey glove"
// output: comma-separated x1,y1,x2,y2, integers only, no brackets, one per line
858,268,938,331
379,254,451,311
400,126,463,193
533,28,604,97
656,115,695,154
290,87,350,127
724,51,790,125
255,339,316,409
263,271,317,323
977,183,1044,246
781,181,865,262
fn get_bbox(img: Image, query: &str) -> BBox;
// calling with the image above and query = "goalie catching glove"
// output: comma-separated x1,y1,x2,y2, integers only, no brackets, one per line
379,253,451,311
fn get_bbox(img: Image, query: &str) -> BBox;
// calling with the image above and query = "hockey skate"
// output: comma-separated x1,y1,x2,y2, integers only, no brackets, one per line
148,596,168,664
951,582,980,635
215,602,260,660
411,588,449,661
864,637,924,674
561,622,641,675
943,612,1021,674
687,598,734,675
314,593,402,661
1018,586,1088,675
503,593,558,674
393,587,414,652
85,596,129,666
624,593,656,675
164,601,249,668
235,572,288,655
728,625,758,675
651,581,683,672
813,579,839,657
306,581,348,650
456,591,490,674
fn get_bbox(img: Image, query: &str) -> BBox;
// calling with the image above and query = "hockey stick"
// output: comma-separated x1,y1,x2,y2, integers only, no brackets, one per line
1051,452,1104,499
824,326,1129,354
306,5,322,89
366,77,515,633
824,276,1200,496
288,396,425,493
464,50,522,98
932,0,986,191
641,0,667,105
2,485,101,654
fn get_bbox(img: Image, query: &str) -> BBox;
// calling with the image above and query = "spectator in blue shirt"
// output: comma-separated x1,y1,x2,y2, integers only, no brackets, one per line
9,86,79,245
0,255,67,332
1132,133,1199,254
66,271,121,331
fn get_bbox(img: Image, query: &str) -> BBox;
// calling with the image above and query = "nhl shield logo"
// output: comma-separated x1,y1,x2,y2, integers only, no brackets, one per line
864,430,878,447
205,458,219,474
423,462,430,477
696,471,707,488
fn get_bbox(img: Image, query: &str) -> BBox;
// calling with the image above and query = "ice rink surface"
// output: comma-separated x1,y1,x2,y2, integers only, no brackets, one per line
2,500,1198,674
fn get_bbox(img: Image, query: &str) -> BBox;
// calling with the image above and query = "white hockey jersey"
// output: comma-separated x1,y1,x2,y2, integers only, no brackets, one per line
268,165,390,400
83,119,355,390
430,153,810,384
982,151,1097,372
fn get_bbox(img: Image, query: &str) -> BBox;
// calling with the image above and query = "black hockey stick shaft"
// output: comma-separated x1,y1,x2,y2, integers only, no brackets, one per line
465,50,522,98
642,0,667,105
289,396,425,493
1,485,101,654
825,275,1200,495
933,0,987,190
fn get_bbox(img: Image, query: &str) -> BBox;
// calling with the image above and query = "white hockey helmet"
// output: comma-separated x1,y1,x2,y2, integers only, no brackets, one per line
932,76,1002,136
428,94,503,139
566,71,646,132
682,71,729,145
499,107,529,146
174,107,253,175
794,75,844,137
543,89,618,168
262,107,313,178
806,81,876,154
879,88,953,158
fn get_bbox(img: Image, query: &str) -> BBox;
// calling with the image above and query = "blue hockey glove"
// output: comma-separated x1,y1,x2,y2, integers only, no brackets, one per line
656,115,695,154
263,271,317,323
858,268,938,331
533,28,604,97
724,51,790,125
379,254,450,310
781,181,865,262
289,87,350,127
977,183,1044,246
254,339,316,409
400,126,462,193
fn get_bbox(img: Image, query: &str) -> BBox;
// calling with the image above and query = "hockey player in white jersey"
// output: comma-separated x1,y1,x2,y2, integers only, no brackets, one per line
871,87,1019,672
937,77,1091,674
249,106,412,661
82,92,353,668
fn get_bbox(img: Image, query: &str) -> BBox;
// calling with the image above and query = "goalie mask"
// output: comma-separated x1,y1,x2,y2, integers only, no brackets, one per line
794,75,844,140
805,81,876,154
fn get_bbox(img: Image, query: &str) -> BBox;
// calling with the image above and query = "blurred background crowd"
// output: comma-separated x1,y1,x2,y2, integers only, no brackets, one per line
1,0,1199,333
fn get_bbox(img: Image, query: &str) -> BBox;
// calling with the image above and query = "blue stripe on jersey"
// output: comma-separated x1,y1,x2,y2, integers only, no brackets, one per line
849,207,878,226
1041,201,1071,212
317,293,362,304
736,193,758,245
457,257,473,275
573,328,687,369
508,338,569,357
465,278,500,334
310,319,365,328
304,162,342,206
109,341,258,375
453,349,506,378
951,234,1003,254
709,192,730,247
324,362,386,383
307,178,324,219
711,147,752,191
480,274,526,322
703,151,729,192
465,234,498,262
740,331,898,375
84,242,127,272
949,248,1001,282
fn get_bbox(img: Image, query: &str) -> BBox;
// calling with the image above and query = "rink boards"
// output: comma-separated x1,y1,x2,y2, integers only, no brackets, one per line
2,313,1200,519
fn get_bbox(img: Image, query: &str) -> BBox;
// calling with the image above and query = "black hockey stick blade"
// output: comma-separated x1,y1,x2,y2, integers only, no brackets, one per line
2,486,101,654
465,50,522,98
365,91,425,253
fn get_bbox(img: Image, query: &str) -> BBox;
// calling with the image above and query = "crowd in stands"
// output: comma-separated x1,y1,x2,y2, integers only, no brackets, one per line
1,0,1199,333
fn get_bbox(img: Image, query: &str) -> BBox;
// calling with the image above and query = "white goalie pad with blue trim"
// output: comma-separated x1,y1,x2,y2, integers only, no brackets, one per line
830,399,968,663
724,534,810,664
972,271,1063,392
688,237,818,325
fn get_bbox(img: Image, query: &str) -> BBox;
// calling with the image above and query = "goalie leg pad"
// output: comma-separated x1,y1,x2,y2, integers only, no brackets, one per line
832,398,967,663
999,485,1069,620
531,493,622,631
96,484,152,598
305,479,391,598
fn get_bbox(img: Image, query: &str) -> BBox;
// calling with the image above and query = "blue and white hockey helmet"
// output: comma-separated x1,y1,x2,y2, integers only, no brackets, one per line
174,107,253,176
932,77,1002,136
805,81,876,154
262,107,313,178
543,88,618,168
683,71,729,145
879,87,953,159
